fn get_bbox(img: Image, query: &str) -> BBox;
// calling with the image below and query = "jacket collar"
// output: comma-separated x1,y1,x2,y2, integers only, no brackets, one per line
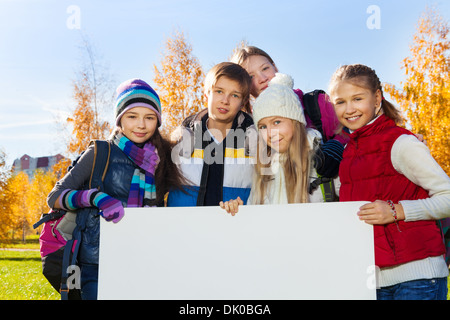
349,115,395,140
183,108,254,132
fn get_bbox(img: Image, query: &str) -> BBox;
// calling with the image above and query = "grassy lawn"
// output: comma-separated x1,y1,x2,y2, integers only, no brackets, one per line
0,250,59,300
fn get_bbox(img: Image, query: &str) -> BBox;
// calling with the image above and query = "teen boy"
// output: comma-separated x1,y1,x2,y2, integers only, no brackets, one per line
167,62,256,206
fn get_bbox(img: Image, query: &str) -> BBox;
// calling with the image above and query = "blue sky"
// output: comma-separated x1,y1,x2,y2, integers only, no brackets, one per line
0,0,449,164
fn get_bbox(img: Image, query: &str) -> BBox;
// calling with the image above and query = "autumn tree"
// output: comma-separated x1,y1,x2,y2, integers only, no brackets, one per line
153,30,205,137
384,8,450,175
51,157,72,180
0,148,10,192
0,149,13,243
0,168,58,243
3,171,31,242
65,36,114,157
26,169,57,233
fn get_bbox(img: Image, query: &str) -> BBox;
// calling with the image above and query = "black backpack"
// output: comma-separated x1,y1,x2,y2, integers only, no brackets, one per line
33,140,111,300
302,90,339,202
302,90,327,142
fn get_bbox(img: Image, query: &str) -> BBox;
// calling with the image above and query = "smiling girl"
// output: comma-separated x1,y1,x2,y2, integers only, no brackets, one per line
47,78,186,299
231,45,347,198
328,64,450,300
220,73,330,213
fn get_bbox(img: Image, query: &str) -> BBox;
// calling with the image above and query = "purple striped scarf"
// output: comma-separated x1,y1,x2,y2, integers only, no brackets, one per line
113,133,159,207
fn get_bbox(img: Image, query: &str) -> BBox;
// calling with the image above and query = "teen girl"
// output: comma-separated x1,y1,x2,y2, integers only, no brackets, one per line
328,64,450,300
47,78,186,299
220,73,332,214
231,45,347,189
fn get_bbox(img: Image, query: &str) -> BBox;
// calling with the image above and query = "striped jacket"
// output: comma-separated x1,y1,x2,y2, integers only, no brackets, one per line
167,109,256,207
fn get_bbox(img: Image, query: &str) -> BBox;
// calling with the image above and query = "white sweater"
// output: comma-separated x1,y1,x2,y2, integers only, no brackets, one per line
378,134,450,287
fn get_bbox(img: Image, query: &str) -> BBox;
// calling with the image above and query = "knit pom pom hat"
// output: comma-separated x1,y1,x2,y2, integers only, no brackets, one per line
115,78,162,126
252,73,306,127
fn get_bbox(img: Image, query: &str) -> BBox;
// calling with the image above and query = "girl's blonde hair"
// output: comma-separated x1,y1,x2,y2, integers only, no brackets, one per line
328,64,403,124
253,120,313,204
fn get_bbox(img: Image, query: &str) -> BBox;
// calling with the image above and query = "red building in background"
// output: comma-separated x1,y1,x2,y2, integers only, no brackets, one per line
13,154,66,177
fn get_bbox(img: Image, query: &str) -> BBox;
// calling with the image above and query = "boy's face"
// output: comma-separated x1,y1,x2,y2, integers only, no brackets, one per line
205,76,245,130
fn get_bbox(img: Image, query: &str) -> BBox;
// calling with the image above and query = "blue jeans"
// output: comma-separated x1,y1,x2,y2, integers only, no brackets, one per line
80,263,98,300
377,277,448,300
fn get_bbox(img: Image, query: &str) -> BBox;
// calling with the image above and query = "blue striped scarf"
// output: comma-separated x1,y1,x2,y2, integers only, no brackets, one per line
113,133,159,207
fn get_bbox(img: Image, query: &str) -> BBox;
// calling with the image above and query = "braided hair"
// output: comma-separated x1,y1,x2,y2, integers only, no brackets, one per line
328,64,403,124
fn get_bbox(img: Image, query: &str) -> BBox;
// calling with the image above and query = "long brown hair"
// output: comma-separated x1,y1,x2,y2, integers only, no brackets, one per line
111,127,188,206
328,64,403,124
148,129,188,206
253,120,313,204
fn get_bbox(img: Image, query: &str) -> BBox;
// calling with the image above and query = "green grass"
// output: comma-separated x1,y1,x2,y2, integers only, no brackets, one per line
0,250,59,300
1,234,40,250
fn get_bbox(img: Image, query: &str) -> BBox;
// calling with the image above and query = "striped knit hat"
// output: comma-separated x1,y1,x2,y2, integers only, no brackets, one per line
115,78,162,127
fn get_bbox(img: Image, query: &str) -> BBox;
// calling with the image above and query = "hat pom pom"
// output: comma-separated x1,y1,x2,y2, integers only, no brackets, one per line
269,73,294,89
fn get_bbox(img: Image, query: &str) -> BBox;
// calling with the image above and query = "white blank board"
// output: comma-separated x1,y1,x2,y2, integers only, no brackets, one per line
98,201,375,300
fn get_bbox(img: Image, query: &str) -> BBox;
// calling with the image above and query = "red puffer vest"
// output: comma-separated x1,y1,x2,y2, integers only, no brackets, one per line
339,115,445,268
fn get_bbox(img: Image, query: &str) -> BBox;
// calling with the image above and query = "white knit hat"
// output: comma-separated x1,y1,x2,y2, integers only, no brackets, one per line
252,73,306,127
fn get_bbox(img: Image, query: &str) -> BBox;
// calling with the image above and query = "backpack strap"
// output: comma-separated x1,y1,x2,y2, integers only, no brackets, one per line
88,140,111,190
302,90,326,142
309,174,338,202
60,140,111,300
33,209,66,229
60,224,81,300
303,90,340,201
319,176,338,202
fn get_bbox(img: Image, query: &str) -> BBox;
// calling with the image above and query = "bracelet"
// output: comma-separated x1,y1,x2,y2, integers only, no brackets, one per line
387,200,401,232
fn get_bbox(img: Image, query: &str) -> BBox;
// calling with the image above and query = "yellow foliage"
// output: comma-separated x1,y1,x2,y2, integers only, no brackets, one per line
153,29,205,137
0,151,59,242
2,172,30,241
0,168,58,242
384,7,450,175
0,150,13,242
52,157,72,180
26,170,56,232
67,72,112,157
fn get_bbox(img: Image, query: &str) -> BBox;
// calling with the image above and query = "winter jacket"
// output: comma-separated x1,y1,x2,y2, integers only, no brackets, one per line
167,109,256,207
47,142,138,264
339,115,445,268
